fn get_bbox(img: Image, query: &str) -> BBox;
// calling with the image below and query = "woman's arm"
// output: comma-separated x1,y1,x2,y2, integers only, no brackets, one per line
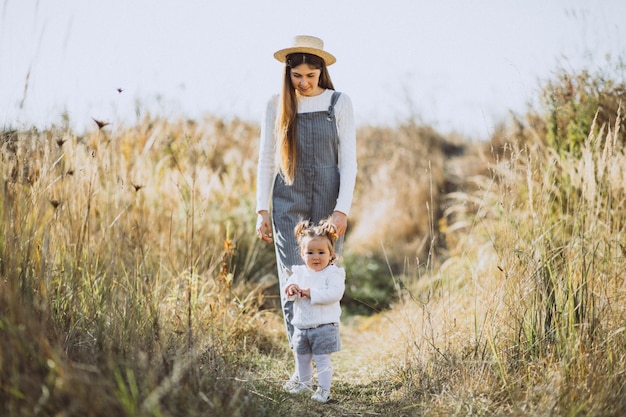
255,96,278,242
255,95,279,214
334,93,357,223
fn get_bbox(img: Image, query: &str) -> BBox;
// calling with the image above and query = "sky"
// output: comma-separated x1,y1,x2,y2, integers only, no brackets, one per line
1,0,625,139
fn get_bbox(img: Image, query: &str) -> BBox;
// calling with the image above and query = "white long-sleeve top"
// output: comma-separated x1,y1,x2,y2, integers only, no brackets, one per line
255,89,357,215
285,264,345,330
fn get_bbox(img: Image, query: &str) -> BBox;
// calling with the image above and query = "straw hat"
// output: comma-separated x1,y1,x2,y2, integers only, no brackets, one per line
273,35,336,66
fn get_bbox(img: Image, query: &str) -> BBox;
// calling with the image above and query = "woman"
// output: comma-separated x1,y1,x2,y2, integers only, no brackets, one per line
255,35,357,389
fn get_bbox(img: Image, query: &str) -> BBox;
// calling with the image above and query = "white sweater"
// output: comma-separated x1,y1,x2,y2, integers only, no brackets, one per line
255,89,357,215
285,264,345,329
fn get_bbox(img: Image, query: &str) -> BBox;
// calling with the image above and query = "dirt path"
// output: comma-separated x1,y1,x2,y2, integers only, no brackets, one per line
335,315,399,382
279,314,409,416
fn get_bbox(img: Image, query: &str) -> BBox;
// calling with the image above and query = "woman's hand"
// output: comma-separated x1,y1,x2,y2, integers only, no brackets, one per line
330,211,348,237
256,210,273,242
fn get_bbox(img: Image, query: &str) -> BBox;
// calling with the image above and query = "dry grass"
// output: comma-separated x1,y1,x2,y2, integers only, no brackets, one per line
1,115,281,416
3,68,626,416
372,108,626,416
349,122,450,268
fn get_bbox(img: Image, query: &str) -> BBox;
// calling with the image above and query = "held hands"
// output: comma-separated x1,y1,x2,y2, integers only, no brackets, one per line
285,284,310,298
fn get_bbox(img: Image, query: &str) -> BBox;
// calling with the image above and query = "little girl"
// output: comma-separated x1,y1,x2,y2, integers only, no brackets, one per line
284,218,345,404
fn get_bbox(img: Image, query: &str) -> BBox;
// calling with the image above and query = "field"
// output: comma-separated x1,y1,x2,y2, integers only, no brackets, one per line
2,67,626,416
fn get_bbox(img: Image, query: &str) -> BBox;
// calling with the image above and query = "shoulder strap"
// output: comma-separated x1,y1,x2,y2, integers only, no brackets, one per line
327,91,341,121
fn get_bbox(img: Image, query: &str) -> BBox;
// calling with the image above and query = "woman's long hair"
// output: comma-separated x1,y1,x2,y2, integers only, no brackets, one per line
277,53,335,184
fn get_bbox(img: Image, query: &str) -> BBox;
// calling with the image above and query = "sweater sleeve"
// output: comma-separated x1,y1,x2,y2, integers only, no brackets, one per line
310,266,346,305
255,95,279,213
284,266,300,301
334,93,357,216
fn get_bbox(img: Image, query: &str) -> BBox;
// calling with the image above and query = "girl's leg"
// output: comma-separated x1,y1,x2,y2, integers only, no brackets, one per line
313,354,333,390
296,352,314,386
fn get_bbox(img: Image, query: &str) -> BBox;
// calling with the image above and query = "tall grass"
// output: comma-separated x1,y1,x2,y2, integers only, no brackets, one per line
3,65,626,416
493,110,626,414
1,116,280,416
385,102,626,414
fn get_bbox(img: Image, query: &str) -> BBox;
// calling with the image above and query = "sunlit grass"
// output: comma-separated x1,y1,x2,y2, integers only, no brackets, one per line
382,107,626,415
1,115,281,416
2,65,626,416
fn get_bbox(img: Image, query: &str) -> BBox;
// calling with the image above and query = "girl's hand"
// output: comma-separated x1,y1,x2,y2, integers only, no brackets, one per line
256,210,273,243
285,284,300,296
299,288,310,298
331,211,348,237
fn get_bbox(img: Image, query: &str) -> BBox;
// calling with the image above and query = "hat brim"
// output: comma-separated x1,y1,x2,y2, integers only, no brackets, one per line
274,47,336,66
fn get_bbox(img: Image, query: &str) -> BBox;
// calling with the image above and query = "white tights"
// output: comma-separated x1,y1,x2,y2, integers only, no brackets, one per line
297,353,333,390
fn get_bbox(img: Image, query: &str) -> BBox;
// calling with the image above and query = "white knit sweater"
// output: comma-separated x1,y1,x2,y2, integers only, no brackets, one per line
255,89,357,215
285,264,345,330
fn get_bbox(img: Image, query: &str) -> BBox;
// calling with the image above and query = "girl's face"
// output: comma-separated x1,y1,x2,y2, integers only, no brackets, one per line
290,63,324,97
301,237,332,272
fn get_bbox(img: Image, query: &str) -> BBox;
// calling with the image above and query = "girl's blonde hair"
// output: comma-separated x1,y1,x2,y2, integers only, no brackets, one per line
294,218,339,263
276,53,335,184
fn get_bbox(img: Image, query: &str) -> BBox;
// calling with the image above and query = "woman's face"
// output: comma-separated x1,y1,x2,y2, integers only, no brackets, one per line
290,63,324,97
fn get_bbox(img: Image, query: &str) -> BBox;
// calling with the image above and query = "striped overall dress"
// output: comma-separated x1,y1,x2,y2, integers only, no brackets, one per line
272,91,343,344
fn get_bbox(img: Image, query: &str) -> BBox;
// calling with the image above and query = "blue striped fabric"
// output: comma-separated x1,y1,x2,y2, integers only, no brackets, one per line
272,91,344,343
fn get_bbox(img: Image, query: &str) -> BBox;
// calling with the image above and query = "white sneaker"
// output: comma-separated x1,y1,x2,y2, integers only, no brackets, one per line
282,373,299,391
311,387,331,403
288,382,312,394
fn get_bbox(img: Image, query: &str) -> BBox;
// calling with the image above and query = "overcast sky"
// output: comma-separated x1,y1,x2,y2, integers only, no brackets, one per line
1,0,624,138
